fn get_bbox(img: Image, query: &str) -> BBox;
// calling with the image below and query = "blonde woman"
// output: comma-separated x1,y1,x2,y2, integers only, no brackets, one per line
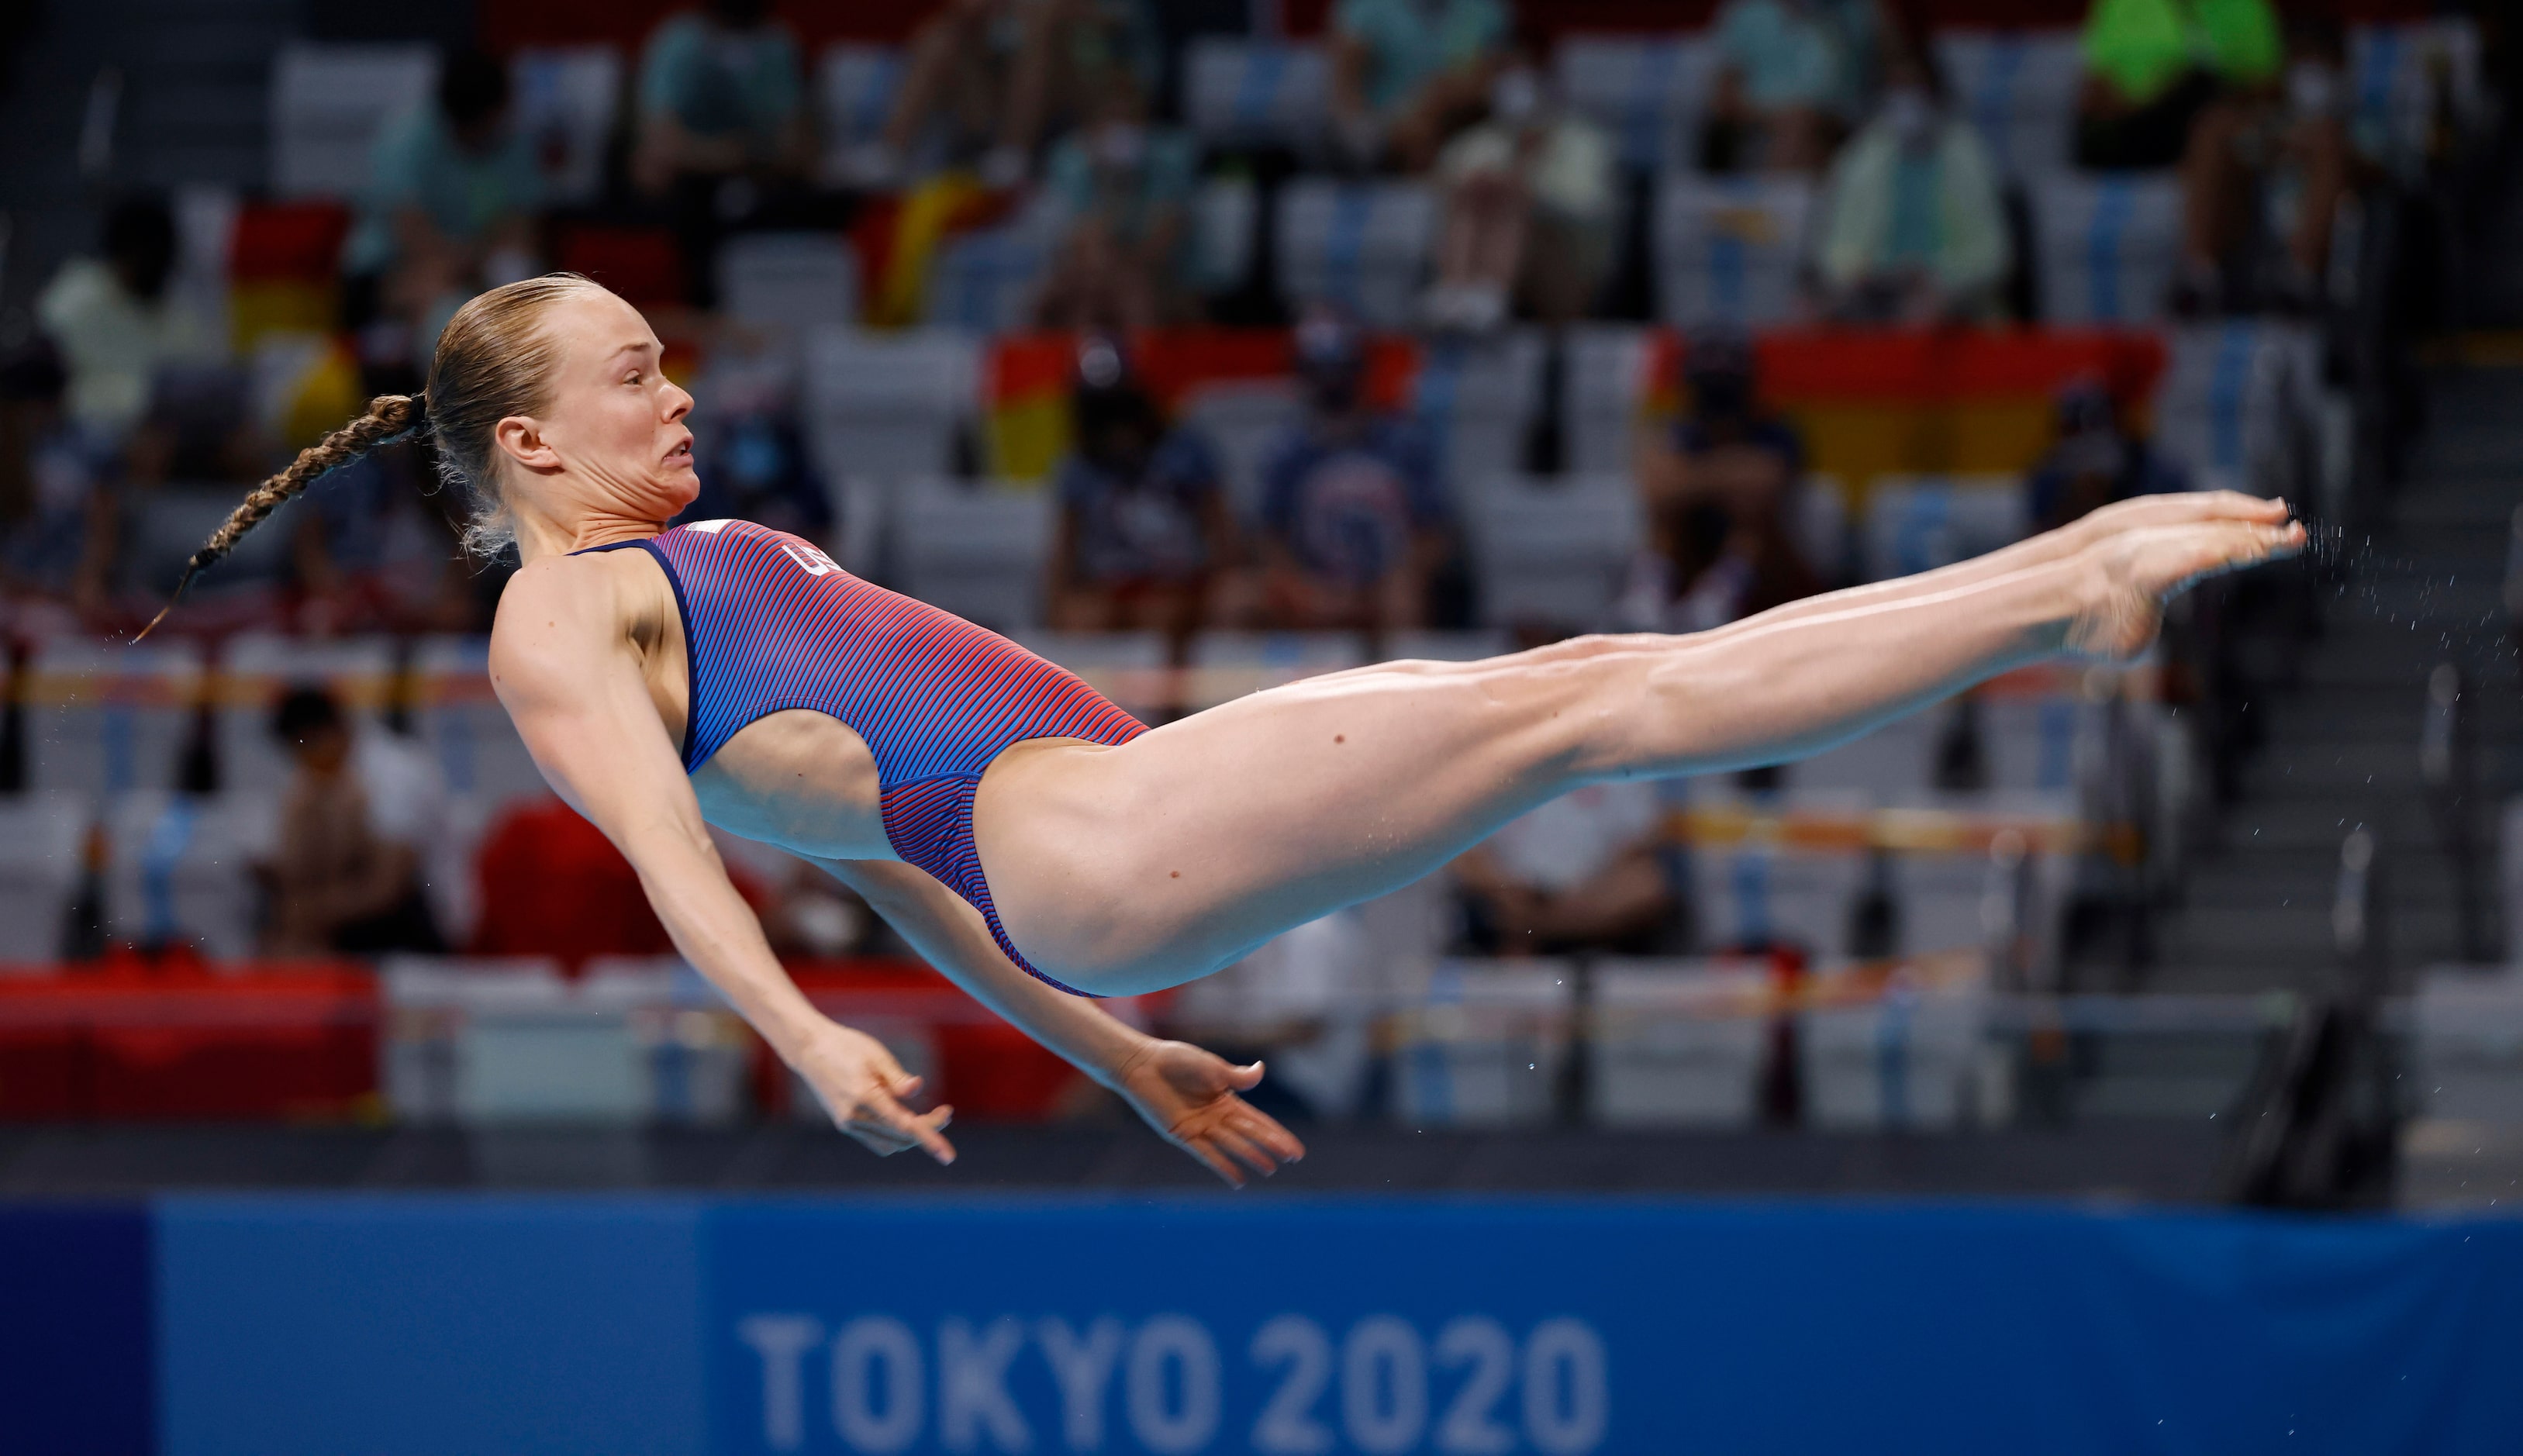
160,275,2303,1181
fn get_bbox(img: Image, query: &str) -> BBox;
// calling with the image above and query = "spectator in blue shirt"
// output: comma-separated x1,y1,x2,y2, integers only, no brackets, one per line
670,360,834,546
1047,339,1234,657
344,50,543,376
1257,309,1452,633
1329,0,1511,172
631,0,812,197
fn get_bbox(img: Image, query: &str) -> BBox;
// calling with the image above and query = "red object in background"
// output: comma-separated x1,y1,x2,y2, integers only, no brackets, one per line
554,224,689,309
228,201,353,284
469,795,676,971
782,959,1111,1123
0,959,377,1120
1649,326,2169,412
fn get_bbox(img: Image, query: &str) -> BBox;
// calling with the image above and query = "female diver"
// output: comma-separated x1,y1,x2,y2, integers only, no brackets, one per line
158,276,2303,1184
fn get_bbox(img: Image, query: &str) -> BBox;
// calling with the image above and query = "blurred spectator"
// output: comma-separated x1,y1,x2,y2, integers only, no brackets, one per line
668,357,833,543
1328,0,1511,173
1032,75,1199,332
2024,376,2190,532
860,0,1161,188
1047,339,1235,654
343,50,543,382
290,443,481,636
2174,13,2359,312
261,686,447,957
1425,60,1617,331
1624,333,1823,630
34,196,223,448
633,0,813,198
1258,310,1453,633
0,345,116,619
1451,782,1675,954
470,795,675,968
1812,40,2010,324
1705,0,1883,174
2075,0,2280,172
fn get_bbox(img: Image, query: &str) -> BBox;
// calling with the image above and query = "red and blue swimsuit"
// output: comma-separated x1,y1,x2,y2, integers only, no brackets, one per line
585,519,1145,994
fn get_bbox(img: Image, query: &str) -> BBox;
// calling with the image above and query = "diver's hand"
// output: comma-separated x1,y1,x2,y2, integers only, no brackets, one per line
1113,1040,1307,1187
2067,512,2307,660
792,1022,957,1164
2063,489,2293,553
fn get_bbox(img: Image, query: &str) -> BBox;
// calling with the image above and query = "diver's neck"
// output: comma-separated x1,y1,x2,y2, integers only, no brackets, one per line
513,507,668,564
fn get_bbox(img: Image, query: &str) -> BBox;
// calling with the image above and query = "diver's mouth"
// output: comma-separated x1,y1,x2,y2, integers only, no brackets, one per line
666,438,693,464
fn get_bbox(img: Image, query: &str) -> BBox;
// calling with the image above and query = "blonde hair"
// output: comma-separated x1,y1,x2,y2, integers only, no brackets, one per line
141,273,609,638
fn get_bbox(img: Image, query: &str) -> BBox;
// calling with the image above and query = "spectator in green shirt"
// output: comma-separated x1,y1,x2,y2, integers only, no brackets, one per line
1813,40,2010,323
1033,76,1200,331
1328,0,1510,173
631,0,813,197
2074,0,2280,170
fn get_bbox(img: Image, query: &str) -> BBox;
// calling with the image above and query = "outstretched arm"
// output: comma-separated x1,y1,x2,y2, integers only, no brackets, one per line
818,857,1306,1186
490,559,957,1164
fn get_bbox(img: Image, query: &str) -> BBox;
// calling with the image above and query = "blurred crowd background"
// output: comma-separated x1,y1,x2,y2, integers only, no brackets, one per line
0,0,2514,1204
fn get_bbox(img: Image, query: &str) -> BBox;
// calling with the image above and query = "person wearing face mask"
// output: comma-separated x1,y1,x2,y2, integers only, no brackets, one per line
2024,376,2190,533
1045,340,1236,659
1032,79,1199,332
1424,59,1617,333
1812,40,2011,326
1256,309,1456,635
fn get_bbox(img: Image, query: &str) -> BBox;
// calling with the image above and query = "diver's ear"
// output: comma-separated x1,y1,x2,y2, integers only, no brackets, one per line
492,413,560,474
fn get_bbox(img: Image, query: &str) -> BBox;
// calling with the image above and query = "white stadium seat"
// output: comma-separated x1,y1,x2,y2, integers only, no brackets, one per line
1462,472,1643,632
1176,379,1302,520
2030,171,2180,325
512,46,623,205
924,198,1065,333
1393,960,1573,1127
1934,30,2082,178
1553,35,1718,173
716,231,859,340
1687,838,1869,957
816,44,903,180
1859,473,2028,581
892,478,1052,633
1653,174,1814,328
1410,330,1544,481
1274,179,1438,329
1560,323,1658,477
25,638,208,799
102,791,276,959
268,43,438,198
0,792,88,962
803,326,977,485
411,636,546,803
1588,959,1769,1127
2152,322,2319,498
1800,961,1993,1130
1182,39,1330,154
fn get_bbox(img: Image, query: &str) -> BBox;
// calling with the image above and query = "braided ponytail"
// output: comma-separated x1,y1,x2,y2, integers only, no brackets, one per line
133,394,426,641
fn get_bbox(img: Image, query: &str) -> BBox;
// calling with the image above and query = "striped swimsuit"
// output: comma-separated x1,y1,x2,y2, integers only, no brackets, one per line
584,519,1145,994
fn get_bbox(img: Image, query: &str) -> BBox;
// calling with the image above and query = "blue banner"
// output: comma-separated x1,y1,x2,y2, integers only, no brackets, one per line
120,1193,2523,1455
702,1197,2523,1456
0,1202,153,1456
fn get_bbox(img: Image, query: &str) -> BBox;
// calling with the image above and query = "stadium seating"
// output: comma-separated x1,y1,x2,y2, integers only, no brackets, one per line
1410,331,1543,481
216,633,396,796
1800,957,1995,1130
802,326,977,485
1933,30,2081,179
1381,630,1513,663
2349,20,2487,176
1393,960,1572,1127
2151,322,2321,498
2029,171,2181,325
1560,323,1657,476
410,637,545,802
1462,471,1642,631
2412,971,2523,1123
1175,378,1303,519
1181,38,1329,155
892,478,1054,633
102,792,274,958
0,792,87,962
267,43,438,198
1588,959,1769,1127
814,44,903,181
1859,472,2028,581
25,638,209,799
1686,834,1871,957
1652,175,1814,329
716,231,860,342
511,46,622,205
1190,175,1261,296
1553,35,1717,174
1275,179,1438,329
924,198,1065,333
